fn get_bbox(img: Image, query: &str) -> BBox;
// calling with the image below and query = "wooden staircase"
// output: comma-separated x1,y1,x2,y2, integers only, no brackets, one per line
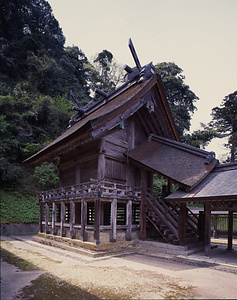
146,190,199,245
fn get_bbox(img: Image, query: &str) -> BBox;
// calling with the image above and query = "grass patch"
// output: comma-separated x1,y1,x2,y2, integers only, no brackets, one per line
16,273,101,300
1,247,40,271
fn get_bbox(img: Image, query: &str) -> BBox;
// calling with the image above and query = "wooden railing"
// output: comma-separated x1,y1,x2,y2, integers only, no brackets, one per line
38,179,141,203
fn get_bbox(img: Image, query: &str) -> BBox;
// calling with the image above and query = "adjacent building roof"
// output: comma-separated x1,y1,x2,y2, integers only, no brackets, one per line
127,134,218,190
166,162,237,203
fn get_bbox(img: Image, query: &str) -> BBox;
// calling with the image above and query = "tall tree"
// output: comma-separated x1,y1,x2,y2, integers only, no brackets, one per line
209,91,237,162
155,62,199,137
89,50,125,97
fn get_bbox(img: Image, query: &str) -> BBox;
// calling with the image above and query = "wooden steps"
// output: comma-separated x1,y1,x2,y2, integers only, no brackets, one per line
146,191,199,246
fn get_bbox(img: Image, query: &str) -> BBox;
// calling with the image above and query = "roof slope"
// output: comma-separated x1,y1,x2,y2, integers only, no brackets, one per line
127,134,218,190
166,162,237,202
24,73,179,166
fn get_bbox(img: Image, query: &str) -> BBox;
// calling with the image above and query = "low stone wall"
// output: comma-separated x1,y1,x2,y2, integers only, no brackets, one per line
1,223,39,236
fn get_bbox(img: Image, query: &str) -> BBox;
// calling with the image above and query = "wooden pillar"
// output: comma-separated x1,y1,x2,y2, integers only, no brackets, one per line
126,200,132,241
140,169,147,240
98,138,105,180
81,200,87,241
94,193,101,245
213,215,218,238
111,198,117,242
75,164,80,185
178,203,186,246
198,211,205,243
52,202,57,235
45,202,50,234
70,200,75,239
227,211,233,251
39,203,44,233
204,202,211,256
60,202,65,237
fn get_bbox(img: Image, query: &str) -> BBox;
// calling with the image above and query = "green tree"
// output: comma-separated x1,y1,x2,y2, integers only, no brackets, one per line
89,50,125,97
33,162,59,190
209,91,237,162
155,62,199,137
183,123,220,149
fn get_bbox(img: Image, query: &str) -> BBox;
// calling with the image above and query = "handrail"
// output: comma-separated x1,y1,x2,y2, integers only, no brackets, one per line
38,179,141,202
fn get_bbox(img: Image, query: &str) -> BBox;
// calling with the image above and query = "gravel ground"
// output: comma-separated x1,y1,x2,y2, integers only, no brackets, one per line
1,235,237,299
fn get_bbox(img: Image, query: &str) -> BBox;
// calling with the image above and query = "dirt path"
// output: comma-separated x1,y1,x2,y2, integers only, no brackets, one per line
1,236,237,299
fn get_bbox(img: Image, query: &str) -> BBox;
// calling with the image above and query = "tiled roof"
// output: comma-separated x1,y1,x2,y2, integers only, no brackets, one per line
166,162,237,202
127,134,218,190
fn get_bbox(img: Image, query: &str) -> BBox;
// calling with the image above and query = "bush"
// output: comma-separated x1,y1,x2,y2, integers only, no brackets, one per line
33,162,59,190
0,190,39,224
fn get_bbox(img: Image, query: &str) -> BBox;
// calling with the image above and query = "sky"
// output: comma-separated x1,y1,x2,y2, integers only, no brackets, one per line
48,0,237,160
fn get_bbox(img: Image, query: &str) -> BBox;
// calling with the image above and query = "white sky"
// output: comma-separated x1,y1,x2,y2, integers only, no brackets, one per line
48,0,237,159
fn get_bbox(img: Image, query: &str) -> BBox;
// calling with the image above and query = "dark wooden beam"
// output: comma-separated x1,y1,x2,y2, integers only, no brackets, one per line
94,194,101,245
178,203,187,246
204,202,211,256
227,211,233,251
52,202,57,235
126,200,132,241
111,198,117,242
39,203,43,233
70,201,75,239
60,202,65,237
81,200,87,241
98,138,105,180
45,203,50,234
140,169,147,240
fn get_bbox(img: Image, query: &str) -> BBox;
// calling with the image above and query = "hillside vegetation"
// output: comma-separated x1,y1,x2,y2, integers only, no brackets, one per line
1,0,221,224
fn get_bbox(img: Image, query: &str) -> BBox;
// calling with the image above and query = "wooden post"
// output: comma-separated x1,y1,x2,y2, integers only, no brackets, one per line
94,193,101,245
75,164,80,185
52,202,57,235
204,202,211,256
70,200,75,239
213,215,218,238
81,200,87,241
126,200,132,241
227,211,233,251
39,203,43,233
45,202,50,234
198,211,205,243
98,138,105,180
111,198,117,242
140,169,147,240
60,202,65,237
178,203,186,246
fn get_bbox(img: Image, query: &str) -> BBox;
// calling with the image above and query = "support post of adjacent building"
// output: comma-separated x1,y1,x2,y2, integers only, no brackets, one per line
227,211,233,251
204,202,211,256
178,202,187,246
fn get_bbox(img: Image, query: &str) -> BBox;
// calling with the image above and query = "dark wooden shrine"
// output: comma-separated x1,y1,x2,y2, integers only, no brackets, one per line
25,40,236,255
